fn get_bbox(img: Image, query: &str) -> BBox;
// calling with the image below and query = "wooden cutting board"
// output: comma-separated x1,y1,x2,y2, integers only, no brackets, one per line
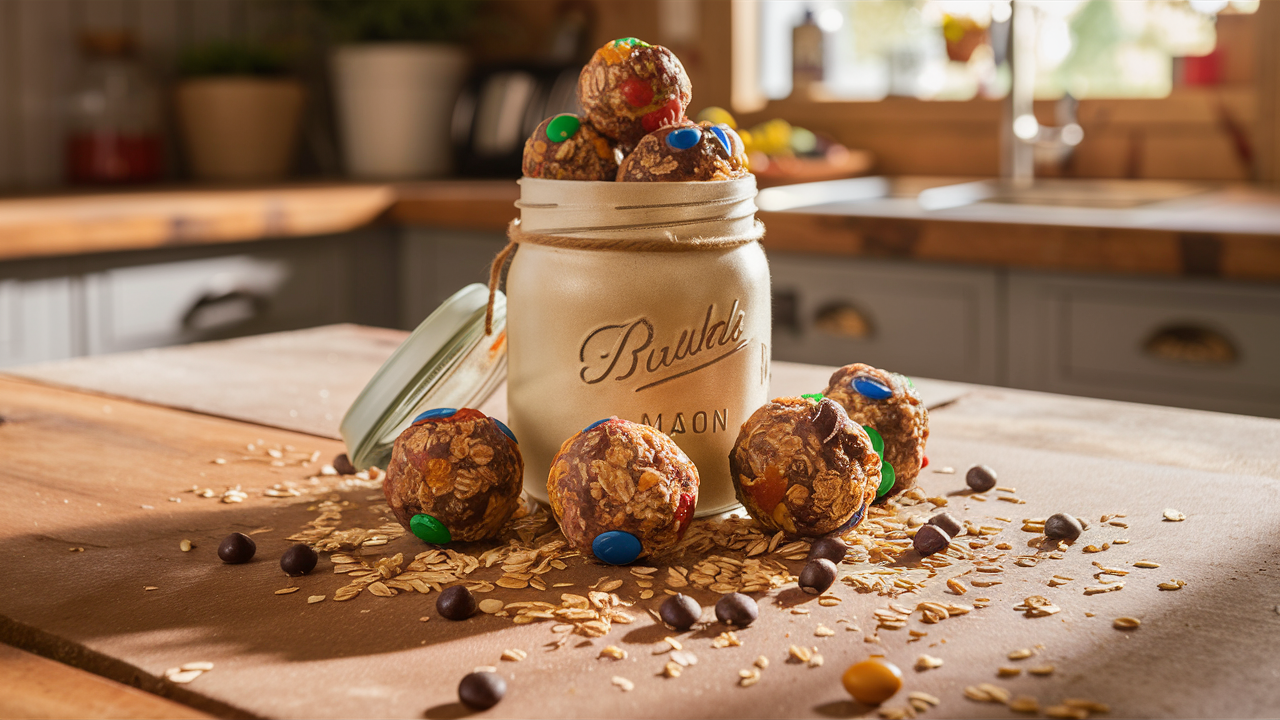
2,327,1280,719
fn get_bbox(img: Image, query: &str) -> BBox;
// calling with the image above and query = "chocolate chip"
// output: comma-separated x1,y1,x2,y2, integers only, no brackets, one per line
715,592,758,627
1044,513,1083,541
808,536,847,564
799,558,838,595
280,543,318,576
217,533,255,564
913,524,951,556
965,464,997,492
458,671,506,710
333,453,357,475
659,593,702,631
436,585,477,620
927,512,963,538
811,398,843,443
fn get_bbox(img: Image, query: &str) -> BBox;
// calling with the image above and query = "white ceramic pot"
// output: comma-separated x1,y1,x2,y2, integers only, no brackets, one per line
331,43,468,180
176,77,304,182
506,177,772,517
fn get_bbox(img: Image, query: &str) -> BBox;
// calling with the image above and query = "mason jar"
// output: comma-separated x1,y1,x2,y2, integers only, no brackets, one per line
505,176,771,517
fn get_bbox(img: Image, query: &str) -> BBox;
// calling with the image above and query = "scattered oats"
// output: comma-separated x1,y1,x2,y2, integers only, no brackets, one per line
479,599,505,614
712,631,742,648
663,661,683,678
307,595,326,604
1107,520,1129,528
69,547,84,552
996,486,1017,493
671,650,698,667
275,587,300,595
790,607,811,615
611,676,635,692
166,670,203,684
808,652,825,668
739,668,762,687
1133,560,1160,569
320,465,338,476
1045,705,1089,720
997,496,1026,504
927,496,948,507
141,505,154,510
947,578,968,595
1084,583,1124,595
600,646,627,660
1009,696,1040,714
144,586,159,591
1112,538,1130,544
664,636,683,651
179,539,193,552
1028,665,1055,676
978,684,1011,703
818,595,842,606
909,691,940,707
972,579,1003,587
419,616,430,622
1158,579,1187,591
501,649,527,662
998,666,1022,677
788,645,812,663
915,654,944,671
995,542,1013,550
474,666,497,674
1113,616,1141,630
598,579,624,593
1082,545,1104,553
640,589,654,600
1008,648,1034,660
754,655,769,669
1163,508,1186,522
213,458,226,465
815,625,835,637
935,466,956,474
1016,596,1062,617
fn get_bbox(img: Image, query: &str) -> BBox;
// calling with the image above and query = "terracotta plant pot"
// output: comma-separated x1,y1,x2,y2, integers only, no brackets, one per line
176,77,304,182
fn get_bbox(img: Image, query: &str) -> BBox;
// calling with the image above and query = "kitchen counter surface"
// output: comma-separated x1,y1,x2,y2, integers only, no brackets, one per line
2,178,1278,280
3,325,1280,718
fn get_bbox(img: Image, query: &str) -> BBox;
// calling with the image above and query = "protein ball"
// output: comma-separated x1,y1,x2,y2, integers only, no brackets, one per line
458,671,506,710
808,536,848,564
578,37,692,149
729,396,879,537
659,594,702,631
547,418,698,565
217,532,255,564
823,364,929,500
280,543,318,576
842,658,903,705
912,524,951,556
1044,513,1084,541
966,464,997,492
616,122,749,182
437,585,478,621
715,593,758,627
383,408,523,544
927,512,963,538
799,558,838,595
522,113,619,180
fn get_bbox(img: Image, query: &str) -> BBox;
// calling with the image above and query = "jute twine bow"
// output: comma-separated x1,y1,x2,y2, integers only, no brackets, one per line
485,218,765,334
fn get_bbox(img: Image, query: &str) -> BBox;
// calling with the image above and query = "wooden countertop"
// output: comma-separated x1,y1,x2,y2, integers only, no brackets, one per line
3,325,1280,718
2,178,1279,281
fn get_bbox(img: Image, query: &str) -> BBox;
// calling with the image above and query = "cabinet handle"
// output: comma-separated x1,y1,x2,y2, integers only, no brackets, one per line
814,302,873,340
182,289,269,332
1143,324,1237,365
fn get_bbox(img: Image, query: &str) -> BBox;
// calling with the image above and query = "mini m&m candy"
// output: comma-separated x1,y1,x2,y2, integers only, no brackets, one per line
617,122,749,182
546,417,698,565
823,363,929,499
382,408,524,544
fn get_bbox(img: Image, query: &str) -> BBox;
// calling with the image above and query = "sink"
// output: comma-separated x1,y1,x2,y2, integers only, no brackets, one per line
916,178,1211,211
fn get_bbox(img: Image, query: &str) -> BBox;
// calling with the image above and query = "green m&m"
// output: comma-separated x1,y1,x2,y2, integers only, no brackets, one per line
410,513,452,545
545,114,581,142
863,425,895,498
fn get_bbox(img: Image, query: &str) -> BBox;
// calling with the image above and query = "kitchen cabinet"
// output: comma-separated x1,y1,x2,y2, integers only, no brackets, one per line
768,251,1002,385
1007,271,1280,418
0,258,78,367
399,228,508,326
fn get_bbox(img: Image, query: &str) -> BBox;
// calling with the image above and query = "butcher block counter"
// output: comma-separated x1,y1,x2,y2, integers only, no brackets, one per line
3,325,1280,719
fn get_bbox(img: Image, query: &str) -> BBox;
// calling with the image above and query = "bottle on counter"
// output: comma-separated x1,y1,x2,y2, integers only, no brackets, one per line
792,9,825,98
66,31,164,185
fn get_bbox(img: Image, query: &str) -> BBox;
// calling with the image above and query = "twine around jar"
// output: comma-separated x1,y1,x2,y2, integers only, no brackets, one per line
485,218,765,335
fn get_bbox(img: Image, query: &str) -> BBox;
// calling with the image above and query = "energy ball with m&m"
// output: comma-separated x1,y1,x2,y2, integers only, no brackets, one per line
383,408,523,544
617,122,750,182
578,38,692,149
522,113,618,181
823,363,929,500
729,396,880,537
547,417,698,565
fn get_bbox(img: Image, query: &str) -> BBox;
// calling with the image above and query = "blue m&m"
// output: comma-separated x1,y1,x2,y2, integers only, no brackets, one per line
592,530,643,565
852,375,893,400
413,408,458,423
583,418,612,433
665,126,702,150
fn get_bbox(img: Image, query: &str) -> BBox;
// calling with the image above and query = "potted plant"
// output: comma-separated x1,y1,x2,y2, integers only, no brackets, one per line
316,0,476,179
176,41,305,182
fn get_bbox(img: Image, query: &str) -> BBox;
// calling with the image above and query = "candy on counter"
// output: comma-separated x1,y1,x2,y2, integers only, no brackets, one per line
458,671,506,710
578,37,692,150
217,532,255,564
824,364,929,499
280,544,317,576
912,523,951,556
383,408,524,544
437,585,478,621
546,417,698,565
714,592,759,626
842,657,903,705
729,396,879,537
799,557,838,594
616,122,749,182
522,113,619,181
658,593,703,631
1044,512,1084,541
965,464,997,492
807,535,848,564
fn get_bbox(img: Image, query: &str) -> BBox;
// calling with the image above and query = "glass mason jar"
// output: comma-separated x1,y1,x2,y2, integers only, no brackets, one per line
505,176,771,517
65,31,163,184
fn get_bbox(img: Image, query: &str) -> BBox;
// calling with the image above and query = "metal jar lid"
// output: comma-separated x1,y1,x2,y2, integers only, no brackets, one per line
340,283,507,471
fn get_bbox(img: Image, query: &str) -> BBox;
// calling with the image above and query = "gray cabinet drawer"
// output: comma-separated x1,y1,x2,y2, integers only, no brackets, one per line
400,229,508,329
83,239,350,354
1008,272,1280,417
0,261,77,368
769,252,1000,384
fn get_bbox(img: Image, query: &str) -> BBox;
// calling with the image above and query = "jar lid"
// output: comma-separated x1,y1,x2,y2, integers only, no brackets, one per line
340,283,507,471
